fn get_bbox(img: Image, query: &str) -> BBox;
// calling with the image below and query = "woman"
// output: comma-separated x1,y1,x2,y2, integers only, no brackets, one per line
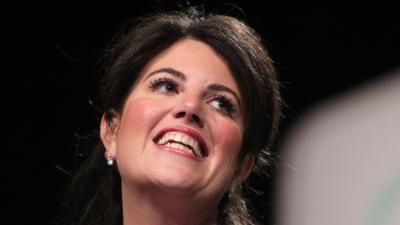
60,7,281,225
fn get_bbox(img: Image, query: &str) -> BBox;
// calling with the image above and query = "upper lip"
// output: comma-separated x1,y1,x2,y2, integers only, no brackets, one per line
153,125,209,157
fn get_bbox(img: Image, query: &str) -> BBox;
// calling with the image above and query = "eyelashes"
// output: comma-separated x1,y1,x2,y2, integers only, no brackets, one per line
149,77,179,94
207,95,237,116
148,77,238,116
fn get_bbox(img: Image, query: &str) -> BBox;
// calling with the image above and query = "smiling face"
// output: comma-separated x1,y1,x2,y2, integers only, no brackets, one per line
101,38,254,202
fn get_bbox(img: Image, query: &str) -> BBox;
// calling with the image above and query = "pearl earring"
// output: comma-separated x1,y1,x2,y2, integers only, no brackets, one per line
107,157,114,166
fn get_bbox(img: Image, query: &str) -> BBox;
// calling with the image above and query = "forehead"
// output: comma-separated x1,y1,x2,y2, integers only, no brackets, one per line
140,38,240,92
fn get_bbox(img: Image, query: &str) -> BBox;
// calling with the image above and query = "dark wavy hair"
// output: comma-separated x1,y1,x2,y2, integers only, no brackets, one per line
59,7,281,225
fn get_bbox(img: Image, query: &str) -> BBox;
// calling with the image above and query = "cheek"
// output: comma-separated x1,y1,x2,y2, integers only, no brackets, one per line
116,97,168,149
211,120,243,157
122,98,161,128
206,120,243,192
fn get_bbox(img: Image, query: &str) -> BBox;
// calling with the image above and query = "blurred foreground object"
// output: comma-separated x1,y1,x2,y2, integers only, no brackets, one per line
275,69,400,225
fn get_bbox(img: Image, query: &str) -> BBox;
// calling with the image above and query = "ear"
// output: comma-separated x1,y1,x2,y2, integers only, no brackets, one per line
100,112,120,160
231,154,256,190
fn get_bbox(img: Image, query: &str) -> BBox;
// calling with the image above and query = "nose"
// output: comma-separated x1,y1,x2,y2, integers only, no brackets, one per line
173,97,204,128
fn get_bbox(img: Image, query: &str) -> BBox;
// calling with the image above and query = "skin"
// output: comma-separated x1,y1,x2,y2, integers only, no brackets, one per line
101,38,255,225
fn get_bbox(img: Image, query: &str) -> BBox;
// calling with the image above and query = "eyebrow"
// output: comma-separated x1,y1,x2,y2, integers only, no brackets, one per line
145,67,241,106
145,67,186,81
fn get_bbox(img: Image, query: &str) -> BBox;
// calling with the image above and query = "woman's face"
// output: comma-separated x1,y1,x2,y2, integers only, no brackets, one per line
101,38,253,200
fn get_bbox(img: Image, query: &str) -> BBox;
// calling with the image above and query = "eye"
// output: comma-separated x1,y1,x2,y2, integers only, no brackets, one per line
208,95,237,116
149,77,179,94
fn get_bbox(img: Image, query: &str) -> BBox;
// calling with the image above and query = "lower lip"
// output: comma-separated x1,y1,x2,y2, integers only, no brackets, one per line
155,144,204,161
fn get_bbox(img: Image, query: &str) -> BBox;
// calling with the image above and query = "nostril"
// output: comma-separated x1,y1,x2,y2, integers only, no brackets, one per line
192,114,201,123
191,114,204,128
175,111,186,118
173,110,203,128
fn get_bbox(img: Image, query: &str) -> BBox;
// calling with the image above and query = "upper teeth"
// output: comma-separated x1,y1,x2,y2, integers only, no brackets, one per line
156,131,203,157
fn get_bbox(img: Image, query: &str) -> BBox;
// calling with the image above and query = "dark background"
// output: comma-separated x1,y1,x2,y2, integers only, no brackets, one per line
5,1,399,224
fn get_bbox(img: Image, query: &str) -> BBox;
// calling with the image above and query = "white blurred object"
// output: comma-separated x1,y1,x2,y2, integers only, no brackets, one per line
275,70,400,225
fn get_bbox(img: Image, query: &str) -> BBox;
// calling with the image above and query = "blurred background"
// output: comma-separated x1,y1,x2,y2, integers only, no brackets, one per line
4,1,399,224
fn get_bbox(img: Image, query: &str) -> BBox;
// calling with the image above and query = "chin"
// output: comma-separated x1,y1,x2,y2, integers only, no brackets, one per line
145,161,203,191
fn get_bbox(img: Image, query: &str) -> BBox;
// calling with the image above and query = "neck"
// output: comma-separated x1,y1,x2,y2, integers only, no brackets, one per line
121,181,220,225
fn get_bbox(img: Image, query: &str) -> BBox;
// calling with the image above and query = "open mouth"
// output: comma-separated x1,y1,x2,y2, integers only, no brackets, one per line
153,128,208,158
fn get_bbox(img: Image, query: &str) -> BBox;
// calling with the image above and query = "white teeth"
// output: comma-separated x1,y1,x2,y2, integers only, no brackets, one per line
156,131,203,157
166,142,190,152
181,135,189,145
175,133,183,142
193,147,202,157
